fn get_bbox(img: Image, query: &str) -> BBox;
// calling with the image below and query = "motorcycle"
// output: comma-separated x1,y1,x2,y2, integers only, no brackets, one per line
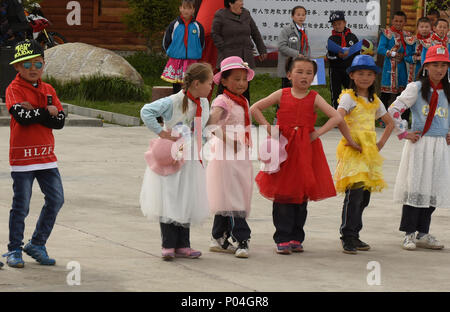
25,2,67,49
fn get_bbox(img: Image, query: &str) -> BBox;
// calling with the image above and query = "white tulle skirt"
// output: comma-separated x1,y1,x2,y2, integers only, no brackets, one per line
393,136,450,209
140,160,209,226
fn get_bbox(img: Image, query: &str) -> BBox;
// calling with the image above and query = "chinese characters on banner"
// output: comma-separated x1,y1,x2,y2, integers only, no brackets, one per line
245,0,380,58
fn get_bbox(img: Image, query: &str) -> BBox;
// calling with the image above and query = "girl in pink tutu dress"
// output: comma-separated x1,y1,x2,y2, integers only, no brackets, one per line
161,0,205,94
250,56,342,254
205,56,254,258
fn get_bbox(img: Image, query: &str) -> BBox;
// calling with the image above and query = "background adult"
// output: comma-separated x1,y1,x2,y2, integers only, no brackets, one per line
211,0,267,102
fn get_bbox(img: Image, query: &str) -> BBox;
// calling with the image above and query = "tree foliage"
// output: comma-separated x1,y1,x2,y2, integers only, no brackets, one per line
425,0,450,14
123,0,180,47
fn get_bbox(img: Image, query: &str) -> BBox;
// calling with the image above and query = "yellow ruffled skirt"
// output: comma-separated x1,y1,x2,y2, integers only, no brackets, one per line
334,131,387,193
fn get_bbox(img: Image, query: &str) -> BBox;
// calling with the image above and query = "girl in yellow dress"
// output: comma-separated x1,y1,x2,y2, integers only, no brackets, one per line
335,55,395,254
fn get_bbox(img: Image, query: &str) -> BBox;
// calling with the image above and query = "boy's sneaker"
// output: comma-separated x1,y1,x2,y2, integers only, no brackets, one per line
235,240,249,258
415,234,444,250
341,237,357,254
276,242,292,255
175,248,202,259
352,238,370,251
402,233,416,250
209,237,237,254
289,240,304,252
2,250,25,268
0,261,3,269
23,241,56,265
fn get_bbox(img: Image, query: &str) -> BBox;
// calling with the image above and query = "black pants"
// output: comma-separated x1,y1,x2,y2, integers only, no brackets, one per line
212,215,251,243
330,66,351,109
160,222,190,249
272,202,307,244
380,92,410,122
340,187,371,239
399,205,436,234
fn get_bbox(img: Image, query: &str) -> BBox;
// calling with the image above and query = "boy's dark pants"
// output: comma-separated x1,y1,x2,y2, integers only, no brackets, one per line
160,222,190,249
340,187,371,239
399,205,435,234
212,215,251,243
272,202,307,243
330,66,351,109
9,168,64,251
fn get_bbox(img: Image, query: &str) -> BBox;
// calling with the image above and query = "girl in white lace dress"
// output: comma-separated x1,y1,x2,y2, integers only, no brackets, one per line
388,45,450,251
140,63,213,260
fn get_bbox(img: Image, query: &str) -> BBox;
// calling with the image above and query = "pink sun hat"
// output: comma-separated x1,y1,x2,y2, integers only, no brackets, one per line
213,56,255,85
258,134,288,174
144,138,185,176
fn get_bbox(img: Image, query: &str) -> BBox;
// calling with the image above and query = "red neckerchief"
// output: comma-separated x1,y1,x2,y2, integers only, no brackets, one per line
390,26,407,55
417,33,431,40
422,80,442,137
296,24,309,54
186,90,203,165
223,88,251,146
431,32,448,46
180,15,192,54
332,28,351,48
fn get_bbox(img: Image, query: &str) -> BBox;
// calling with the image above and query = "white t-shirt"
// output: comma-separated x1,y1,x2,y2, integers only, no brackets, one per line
337,93,387,119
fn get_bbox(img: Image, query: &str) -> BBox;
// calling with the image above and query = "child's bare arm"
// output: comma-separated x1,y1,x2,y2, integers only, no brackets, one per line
376,113,395,151
249,89,282,136
311,94,342,141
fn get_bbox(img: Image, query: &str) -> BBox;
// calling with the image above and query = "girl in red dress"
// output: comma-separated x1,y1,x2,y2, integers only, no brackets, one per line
250,56,342,254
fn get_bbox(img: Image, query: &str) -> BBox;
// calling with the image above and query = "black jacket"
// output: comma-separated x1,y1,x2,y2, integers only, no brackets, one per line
327,28,359,69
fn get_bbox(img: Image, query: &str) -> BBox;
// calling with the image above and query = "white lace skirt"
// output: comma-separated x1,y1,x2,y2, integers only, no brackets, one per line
393,136,450,208
140,160,209,226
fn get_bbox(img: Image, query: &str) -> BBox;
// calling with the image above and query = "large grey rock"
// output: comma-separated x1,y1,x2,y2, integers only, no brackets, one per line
42,42,143,86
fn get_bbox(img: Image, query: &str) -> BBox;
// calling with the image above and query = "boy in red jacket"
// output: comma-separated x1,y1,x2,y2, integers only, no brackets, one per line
2,39,66,268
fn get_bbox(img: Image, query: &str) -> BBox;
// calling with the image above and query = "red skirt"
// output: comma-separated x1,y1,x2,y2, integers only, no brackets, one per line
255,126,336,203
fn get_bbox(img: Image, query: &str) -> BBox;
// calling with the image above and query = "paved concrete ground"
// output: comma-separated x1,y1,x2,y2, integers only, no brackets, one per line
0,125,449,292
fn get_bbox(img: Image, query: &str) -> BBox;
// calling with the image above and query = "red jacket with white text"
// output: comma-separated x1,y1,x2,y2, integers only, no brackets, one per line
6,74,65,167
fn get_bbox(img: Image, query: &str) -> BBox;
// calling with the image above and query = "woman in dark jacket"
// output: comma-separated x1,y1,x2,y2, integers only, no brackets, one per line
211,0,267,101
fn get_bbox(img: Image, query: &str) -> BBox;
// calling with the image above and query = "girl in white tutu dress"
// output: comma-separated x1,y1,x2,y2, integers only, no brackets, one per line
140,63,213,260
388,45,450,251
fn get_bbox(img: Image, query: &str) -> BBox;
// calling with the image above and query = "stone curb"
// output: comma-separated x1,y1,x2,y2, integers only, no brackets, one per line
64,103,141,127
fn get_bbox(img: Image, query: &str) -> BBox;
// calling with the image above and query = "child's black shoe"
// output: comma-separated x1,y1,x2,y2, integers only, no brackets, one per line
341,237,357,254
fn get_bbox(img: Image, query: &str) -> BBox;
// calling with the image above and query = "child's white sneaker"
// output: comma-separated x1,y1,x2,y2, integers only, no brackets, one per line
235,240,249,258
416,234,444,250
402,233,416,250
209,237,236,254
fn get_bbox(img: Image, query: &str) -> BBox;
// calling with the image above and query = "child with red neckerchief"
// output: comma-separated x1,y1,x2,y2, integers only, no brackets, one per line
206,56,254,258
161,0,205,94
388,45,450,251
326,11,360,109
405,17,433,83
377,11,411,112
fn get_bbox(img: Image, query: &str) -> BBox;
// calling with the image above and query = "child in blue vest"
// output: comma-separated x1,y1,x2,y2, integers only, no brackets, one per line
405,17,432,83
378,11,411,112
388,45,450,251
161,0,205,94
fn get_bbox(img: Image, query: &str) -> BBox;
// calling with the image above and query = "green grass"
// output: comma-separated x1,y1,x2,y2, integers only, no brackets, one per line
48,51,333,126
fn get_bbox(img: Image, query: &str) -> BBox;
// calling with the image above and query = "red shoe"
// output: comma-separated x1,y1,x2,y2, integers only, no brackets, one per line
161,248,175,261
276,242,292,254
175,248,202,259
289,240,304,252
